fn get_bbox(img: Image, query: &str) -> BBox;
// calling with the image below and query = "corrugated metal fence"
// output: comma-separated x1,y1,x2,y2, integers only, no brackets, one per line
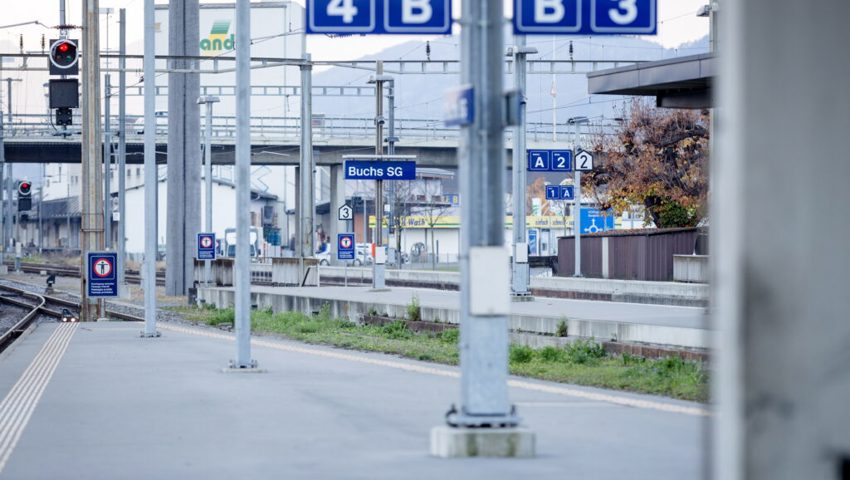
557,228,703,281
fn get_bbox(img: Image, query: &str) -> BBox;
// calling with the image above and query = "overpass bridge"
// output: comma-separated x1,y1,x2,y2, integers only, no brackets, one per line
1,113,611,168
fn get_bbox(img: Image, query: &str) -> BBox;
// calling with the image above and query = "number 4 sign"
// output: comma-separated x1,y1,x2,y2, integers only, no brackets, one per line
307,0,452,35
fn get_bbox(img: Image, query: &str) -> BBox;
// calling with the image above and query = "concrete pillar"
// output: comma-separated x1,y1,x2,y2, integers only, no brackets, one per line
329,165,346,264
713,1,850,479
165,0,201,296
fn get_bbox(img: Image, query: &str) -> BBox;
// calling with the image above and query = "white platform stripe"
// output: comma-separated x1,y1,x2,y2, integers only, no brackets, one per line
160,323,709,416
0,324,77,474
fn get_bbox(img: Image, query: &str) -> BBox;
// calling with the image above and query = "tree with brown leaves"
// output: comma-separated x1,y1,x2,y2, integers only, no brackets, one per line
587,100,709,228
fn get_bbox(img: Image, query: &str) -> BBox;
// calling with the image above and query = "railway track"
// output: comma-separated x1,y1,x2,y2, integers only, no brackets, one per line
0,283,143,354
3,262,165,286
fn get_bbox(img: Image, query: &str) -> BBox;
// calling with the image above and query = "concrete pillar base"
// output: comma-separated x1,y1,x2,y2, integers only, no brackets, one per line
221,366,267,374
430,426,536,458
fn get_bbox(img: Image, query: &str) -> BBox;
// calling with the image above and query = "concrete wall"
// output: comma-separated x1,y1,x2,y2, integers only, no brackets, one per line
713,1,850,478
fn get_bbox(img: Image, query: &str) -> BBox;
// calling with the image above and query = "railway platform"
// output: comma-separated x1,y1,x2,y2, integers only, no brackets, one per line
199,284,709,349
0,319,705,479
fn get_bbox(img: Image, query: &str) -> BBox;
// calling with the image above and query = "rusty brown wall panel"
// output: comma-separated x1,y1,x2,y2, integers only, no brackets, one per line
557,228,700,281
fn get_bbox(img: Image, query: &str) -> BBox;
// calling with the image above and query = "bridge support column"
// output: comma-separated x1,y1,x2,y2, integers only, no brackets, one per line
165,0,201,296
713,1,850,478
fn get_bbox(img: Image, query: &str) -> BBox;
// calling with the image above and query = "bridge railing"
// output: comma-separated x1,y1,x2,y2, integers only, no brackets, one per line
3,113,611,143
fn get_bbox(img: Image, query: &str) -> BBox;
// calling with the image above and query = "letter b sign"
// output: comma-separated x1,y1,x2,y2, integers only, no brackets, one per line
385,0,451,33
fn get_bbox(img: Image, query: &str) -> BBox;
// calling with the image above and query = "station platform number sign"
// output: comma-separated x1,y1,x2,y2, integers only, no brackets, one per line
514,0,657,35
545,184,575,201
528,150,573,172
197,233,216,261
87,251,118,298
338,233,356,261
307,0,452,35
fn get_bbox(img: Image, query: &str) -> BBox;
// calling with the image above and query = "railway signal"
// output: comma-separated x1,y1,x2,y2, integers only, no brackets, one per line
49,39,79,75
17,180,32,212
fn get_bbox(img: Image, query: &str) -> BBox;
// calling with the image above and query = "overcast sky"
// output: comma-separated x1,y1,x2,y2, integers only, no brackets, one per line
1,0,709,58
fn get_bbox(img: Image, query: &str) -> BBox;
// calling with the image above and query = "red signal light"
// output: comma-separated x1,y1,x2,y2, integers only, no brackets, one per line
58,43,69,53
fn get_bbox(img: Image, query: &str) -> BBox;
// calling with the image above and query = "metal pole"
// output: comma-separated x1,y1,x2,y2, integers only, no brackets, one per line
450,0,517,427
103,73,111,249
372,61,386,289
38,180,42,254
387,79,398,267
202,98,216,284
117,8,127,295
81,0,104,322
232,0,255,368
298,54,314,260
511,36,531,296
142,0,158,336
4,78,18,260
573,120,583,277
59,0,66,34
0,63,5,265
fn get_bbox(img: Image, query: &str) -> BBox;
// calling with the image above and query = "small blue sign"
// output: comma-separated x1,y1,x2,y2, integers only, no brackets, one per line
528,149,573,171
87,251,118,298
528,150,551,171
197,233,216,261
551,150,573,172
444,85,474,127
545,184,575,200
580,208,616,234
337,233,356,261
307,0,453,35
344,160,417,180
514,0,657,35
528,229,539,255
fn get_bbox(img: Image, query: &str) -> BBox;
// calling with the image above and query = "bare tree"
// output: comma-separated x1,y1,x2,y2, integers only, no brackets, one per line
416,177,452,269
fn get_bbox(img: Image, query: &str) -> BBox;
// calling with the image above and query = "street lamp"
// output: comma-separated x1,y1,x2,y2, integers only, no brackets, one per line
568,116,589,277
197,95,220,284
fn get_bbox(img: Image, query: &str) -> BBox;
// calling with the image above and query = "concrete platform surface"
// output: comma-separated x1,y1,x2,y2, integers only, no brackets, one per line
0,321,707,479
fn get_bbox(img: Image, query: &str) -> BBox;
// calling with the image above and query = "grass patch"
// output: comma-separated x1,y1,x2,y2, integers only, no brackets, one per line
174,306,708,402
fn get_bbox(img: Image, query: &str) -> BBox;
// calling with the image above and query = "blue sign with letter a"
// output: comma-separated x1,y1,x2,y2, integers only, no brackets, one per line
528,150,551,171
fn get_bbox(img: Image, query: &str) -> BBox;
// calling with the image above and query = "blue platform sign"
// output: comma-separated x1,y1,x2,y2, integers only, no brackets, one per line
580,208,616,234
528,149,573,171
87,251,118,298
344,160,417,180
551,150,573,172
545,185,575,200
444,85,475,127
514,0,657,35
307,0,452,35
337,233,356,261
528,150,551,171
197,233,216,261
